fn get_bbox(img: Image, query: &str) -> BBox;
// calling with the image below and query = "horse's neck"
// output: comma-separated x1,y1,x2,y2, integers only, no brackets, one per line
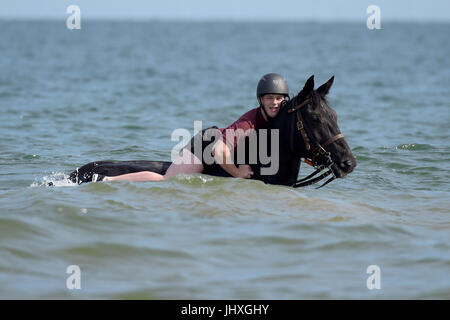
268,111,302,186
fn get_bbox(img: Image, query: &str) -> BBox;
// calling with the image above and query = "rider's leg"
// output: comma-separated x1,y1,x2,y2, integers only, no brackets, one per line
104,149,203,182
163,148,204,179
104,171,164,182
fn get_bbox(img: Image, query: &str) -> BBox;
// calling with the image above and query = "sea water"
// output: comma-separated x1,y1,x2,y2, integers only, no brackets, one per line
0,21,449,299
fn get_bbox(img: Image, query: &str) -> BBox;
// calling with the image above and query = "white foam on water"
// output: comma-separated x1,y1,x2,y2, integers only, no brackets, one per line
30,172,77,187
174,174,215,184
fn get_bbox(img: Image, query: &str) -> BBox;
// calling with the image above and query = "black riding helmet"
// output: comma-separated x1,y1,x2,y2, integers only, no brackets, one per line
257,73,289,99
256,73,290,118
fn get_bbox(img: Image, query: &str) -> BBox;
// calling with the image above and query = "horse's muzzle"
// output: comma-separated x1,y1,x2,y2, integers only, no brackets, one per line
332,158,357,178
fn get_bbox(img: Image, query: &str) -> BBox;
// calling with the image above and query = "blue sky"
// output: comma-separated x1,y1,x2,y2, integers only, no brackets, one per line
1,0,449,21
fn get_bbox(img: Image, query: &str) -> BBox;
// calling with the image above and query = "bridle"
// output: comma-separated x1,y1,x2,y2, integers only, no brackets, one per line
287,96,345,189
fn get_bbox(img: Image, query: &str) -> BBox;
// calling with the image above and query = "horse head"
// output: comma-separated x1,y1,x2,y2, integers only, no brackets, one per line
284,75,356,183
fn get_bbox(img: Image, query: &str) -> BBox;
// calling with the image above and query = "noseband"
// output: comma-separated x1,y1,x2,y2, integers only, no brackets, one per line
287,97,345,188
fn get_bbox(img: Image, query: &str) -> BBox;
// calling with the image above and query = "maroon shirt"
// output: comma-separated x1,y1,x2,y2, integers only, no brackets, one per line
219,107,267,149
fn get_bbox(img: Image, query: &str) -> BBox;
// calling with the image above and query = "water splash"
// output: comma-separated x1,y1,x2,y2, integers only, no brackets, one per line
30,172,77,187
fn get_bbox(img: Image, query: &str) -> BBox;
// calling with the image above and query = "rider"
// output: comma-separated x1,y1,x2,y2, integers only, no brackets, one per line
96,73,289,182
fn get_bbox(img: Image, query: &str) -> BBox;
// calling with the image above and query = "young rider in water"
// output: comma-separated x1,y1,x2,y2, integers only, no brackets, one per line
95,73,289,182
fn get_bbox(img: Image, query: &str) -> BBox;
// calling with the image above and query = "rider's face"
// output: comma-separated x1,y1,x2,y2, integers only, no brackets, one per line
260,94,285,118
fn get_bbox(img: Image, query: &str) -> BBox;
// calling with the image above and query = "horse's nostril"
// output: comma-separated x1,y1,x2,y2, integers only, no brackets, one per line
340,160,353,169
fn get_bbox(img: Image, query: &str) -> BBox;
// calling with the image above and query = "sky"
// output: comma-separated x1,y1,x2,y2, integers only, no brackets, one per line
1,0,449,22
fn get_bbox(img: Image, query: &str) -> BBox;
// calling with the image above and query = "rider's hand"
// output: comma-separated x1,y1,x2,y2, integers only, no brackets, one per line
237,165,254,179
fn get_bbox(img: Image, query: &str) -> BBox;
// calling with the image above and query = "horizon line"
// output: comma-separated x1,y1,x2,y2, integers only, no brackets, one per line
0,16,449,24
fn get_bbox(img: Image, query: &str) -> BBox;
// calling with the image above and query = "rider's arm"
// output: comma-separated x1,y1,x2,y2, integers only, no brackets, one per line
212,139,239,177
212,138,253,178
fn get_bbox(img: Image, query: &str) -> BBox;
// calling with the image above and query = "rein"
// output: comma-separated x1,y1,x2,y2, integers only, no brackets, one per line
287,97,345,189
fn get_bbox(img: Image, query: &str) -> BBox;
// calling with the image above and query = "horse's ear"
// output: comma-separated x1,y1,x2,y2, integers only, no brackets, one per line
294,75,314,103
302,75,315,94
317,76,334,97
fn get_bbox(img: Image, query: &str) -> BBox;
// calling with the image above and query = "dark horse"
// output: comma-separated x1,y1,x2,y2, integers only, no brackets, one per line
68,76,356,188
